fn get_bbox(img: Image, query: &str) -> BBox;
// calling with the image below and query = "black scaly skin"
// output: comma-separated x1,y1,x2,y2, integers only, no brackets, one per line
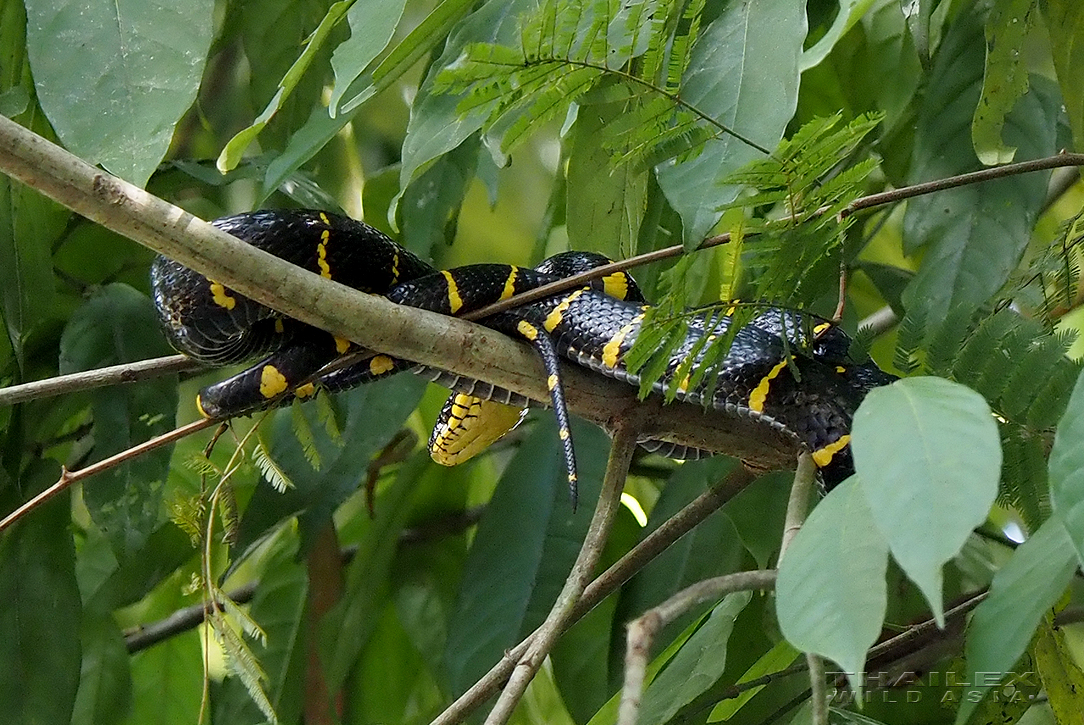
151,209,896,492
151,210,432,418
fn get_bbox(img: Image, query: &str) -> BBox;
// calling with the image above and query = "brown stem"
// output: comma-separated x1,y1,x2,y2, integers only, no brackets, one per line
777,452,817,564
617,569,777,725
305,519,346,724
483,413,645,725
0,418,217,532
0,355,200,407
431,465,755,725
468,153,1084,320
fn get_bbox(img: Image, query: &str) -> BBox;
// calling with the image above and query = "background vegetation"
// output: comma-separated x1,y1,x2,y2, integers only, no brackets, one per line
2,0,1084,723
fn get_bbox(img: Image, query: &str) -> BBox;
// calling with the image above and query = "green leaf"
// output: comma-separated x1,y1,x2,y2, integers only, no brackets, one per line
262,104,351,201
443,418,611,695
216,538,307,725
852,377,1001,625
0,463,81,724
123,621,202,724
1042,0,1084,151
219,1,353,172
235,374,426,552
776,477,888,699
24,0,213,186
972,0,1034,165
328,0,408,115
0,2,69,364
955,515,1078,724
707,639,801,722
349,603,442,724
550,506,641,723
616,457,745,648
566,92,649,259
1032,618,1084,724
1049,368,1084,559
639,591,753,725
71,612,132,725
59,284,178,559
655,0,803,245
337,0,476,116
0,174,66,366
800,0,877,71
901,9,1060,324
724,471,792,568
84,523,194,612
399,138,480,257
319,451,429,692
394,0,535,219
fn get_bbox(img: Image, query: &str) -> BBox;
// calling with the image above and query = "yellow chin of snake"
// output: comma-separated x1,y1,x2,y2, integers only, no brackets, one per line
429,394,528,466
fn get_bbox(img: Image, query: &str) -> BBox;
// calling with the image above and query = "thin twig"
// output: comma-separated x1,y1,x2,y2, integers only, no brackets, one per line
483,411,646,725
125,506,487,653
806,652,827,725
468,153,1084,320
843,152,1084,216
777,452,816,564
432,466,755,725
617,569,777,725
0,418,217,532
0,354,200,407
776,453,822,724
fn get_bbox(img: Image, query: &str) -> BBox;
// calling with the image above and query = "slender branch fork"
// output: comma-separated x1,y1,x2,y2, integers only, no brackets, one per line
0,418,218,532
484,411,646,725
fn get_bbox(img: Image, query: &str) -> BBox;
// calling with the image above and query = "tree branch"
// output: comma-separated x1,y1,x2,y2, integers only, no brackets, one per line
0,354,200,407
0,418,218,532
433,466,755,725
0,114,804,489
618,569,777,725
485,412,645,725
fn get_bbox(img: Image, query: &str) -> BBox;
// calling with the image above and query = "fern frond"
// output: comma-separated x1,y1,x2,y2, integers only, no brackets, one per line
291,402,322,471
432,0,750,166
1026,359,1083,430
893,309,926,374
664,0,706,92
167,495,206,545
210,610,277,724
949,310,1017,403
217,481,240,545
315,392,343,444
998,428,1050,530
714,114,881,305
1019,208,1084,319
182,453,222,477
220,595,269,646
252,442,294,493
493,66,601,152
923,307,975,376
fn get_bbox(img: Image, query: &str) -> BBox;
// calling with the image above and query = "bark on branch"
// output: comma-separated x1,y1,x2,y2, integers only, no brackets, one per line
0,113,802,474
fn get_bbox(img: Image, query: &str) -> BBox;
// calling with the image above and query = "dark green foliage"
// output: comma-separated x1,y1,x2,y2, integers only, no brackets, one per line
4,0,1084,724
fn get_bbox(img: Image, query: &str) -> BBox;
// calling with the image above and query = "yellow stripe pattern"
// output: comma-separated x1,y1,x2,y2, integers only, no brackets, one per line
442,270,463,313
812,435,851,467
317,229,332,278
602,273,628,300
748,360,788,413
544,290,585,332
369,354,395,376
501,267,520,300
259,365,288,399
210,282,236,310
602,313,644,369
